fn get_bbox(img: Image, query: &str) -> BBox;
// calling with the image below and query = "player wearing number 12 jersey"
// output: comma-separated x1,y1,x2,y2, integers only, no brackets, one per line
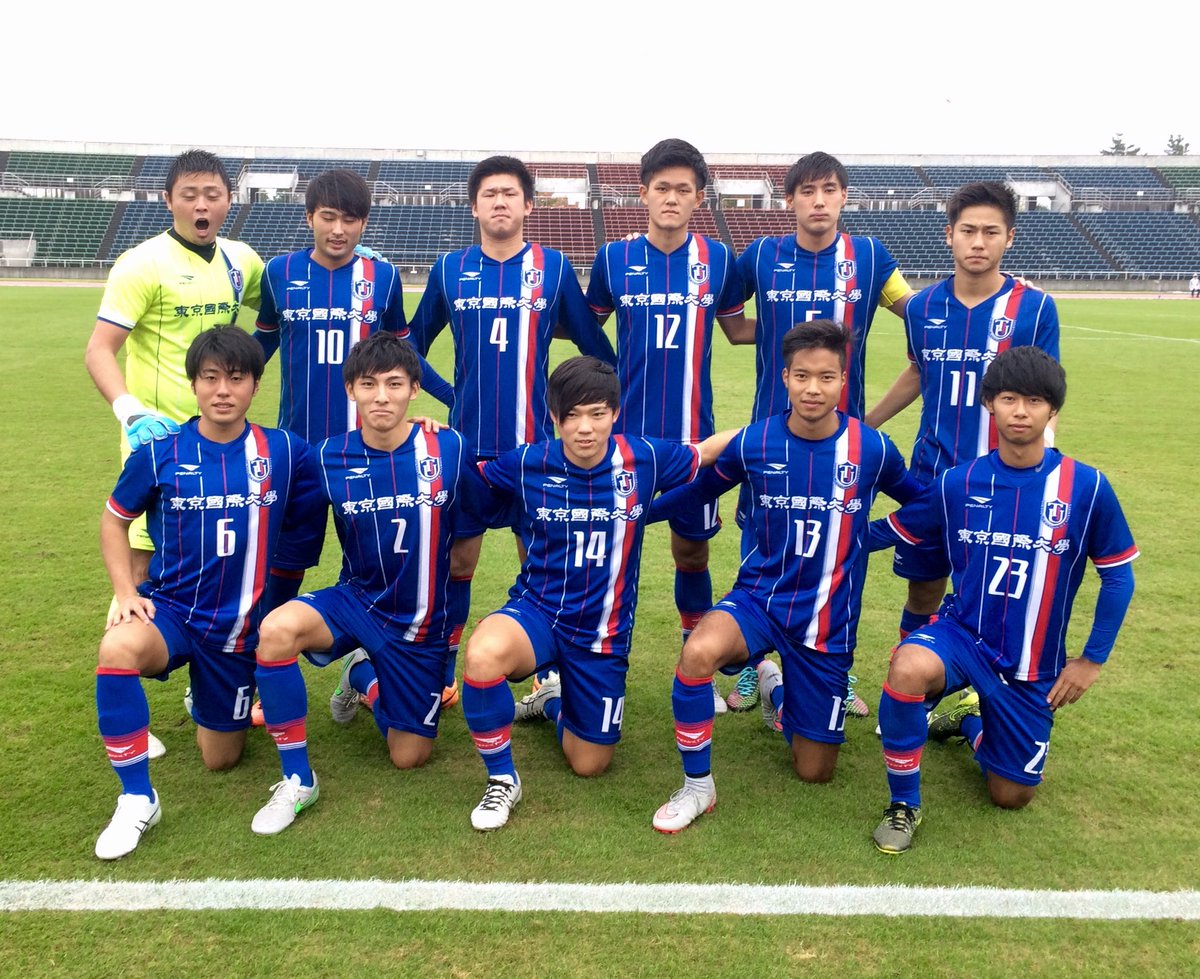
647,322,920,834
459,356,736,832
586,139,752,715
92,327,322,860
866,182,1060,640
868,346,1137,854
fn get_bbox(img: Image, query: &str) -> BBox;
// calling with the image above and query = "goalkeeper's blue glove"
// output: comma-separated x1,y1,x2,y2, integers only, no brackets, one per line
354,243,386,261
114,394,181,448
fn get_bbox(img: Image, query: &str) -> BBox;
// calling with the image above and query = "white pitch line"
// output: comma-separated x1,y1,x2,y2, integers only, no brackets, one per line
1060,323,1200,344
1,879,1198,920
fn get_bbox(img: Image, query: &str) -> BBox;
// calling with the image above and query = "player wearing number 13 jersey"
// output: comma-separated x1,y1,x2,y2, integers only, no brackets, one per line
92,327,322,861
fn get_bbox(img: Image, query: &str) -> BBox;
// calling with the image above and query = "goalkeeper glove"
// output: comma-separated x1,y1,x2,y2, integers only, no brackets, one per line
354,243,386,261
113,394,181,448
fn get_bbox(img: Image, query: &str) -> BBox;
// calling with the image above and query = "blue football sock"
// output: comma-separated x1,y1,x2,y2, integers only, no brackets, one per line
879,683,928,808
899,607,934,639
463,676,517,779
255,658,312,785
672,670,715,778
96,669,153,798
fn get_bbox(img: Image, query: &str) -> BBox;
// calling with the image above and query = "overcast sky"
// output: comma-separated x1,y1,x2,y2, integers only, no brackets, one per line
6,1,1191,159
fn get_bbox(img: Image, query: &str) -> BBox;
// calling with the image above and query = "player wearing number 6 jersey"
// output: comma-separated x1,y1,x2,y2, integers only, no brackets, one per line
868,346,1137,854
460,356,736,831
647,321,920,834
248,332,485,836
93,327,322,860
866,182,1060,641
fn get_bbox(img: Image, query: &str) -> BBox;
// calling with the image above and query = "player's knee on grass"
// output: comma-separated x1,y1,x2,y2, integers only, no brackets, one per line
886,643,945,698
196,727,246,771
670,532,709,572
562,735,614,778
790,736,839,784
906,577,947,617
387,730,434,769
987,773,1037,810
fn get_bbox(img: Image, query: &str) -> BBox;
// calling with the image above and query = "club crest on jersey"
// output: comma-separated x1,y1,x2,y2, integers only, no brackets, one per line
523,267,544,289
613,469,637,498
353,279,374,301
989,316,1015,341
230,269,243,293
418,457,441,483
835,461,859,488
836,260,857,280
689,262,709,284
247,456,271,483
1042,498,1070,528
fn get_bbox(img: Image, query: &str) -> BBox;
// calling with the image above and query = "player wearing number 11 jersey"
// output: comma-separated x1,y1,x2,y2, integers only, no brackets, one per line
93,327,322,860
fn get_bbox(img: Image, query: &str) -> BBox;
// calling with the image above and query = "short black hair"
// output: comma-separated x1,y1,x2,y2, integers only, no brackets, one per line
468,156,534,205
166,149,232,195
185,326,264,381
784,151,848,197
980,346,1066,412
639,138,709,191
946,181,1018,230
342,331,422,388
781,319,850,370
547,356,620,419
306,168,372,219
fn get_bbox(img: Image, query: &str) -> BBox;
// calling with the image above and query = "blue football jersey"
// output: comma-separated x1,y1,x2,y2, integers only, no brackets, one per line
906,275,1059,483
737,233,898,421
315,426,480,643
107,420,322,653
587,234,744,443
257,252,451,444
478,436,699,655
407,243,617,457
883,450,1139,680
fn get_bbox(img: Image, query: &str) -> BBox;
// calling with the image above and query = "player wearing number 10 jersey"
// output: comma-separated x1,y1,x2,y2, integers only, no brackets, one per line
868,347,1137,854
92,327,322,860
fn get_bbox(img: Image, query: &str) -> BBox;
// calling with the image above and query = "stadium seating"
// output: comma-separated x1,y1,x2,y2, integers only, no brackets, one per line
846,166,926,194
523,208,596,267
375,161,474,197
6,151,133,185
243,158,372,181
922,166,1049,189
600,206,722,244
0,198,115,261
359,204,476,268
722,210,797,252
236,203,309,259
1074,212,1200,273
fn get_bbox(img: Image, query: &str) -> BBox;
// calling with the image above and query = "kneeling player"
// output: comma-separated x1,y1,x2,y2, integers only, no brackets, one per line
250,332,481,835
869,346,1137,853
649,321,919,833
94,327,321,859
461,356,735,831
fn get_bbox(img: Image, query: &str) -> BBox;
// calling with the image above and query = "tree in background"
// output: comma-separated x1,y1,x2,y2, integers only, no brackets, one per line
1165,134,1190,156
1102,133,1142,156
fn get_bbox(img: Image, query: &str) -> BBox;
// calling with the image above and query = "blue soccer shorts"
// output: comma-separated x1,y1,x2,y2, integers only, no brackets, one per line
892,538,951,582
903,617,1056,786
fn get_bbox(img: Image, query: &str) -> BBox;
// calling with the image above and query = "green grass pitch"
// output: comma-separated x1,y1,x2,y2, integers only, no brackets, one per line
0,285,1198,975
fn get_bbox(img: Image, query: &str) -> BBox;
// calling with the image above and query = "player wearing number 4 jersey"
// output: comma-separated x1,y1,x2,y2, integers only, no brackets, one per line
250,332,483,836
647,322,921,834
869,346,1137,854
866,181,1060,641
93,327,322,860
587,139,751,717
460,356,736,831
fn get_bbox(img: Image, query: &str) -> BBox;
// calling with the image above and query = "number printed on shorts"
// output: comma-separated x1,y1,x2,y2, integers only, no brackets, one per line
601,696,625,733
1023,739,1049,776
233,685,251,721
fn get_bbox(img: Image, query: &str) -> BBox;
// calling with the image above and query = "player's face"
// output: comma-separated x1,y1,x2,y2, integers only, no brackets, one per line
554,401,618,469
787,173,847,243
640,167,704,237
348,369,419,437
781,347,845,424
308,206,366,266
946,205,1014,276
472,174,532,242
985,391,1056,447
165,172,231,247
191,360,259,428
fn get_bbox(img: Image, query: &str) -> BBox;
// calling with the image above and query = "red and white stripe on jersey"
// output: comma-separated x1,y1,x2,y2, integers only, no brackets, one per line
403,430,444,643
1017,455,1074,681
833,234,858,414
978,282,1025,454
345,257,377,432
592,436,640,654
803,419,863,651
223,425,273,653
516,244,546,445
681,236,711,444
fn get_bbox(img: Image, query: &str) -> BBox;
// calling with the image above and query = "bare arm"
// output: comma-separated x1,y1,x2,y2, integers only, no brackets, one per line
100,509,154,626
865,363,921,429
883,288,916,319
695,428,739,467
717,311,756,345
85,319,132,406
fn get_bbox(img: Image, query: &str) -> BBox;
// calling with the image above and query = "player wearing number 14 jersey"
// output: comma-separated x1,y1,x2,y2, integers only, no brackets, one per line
92,327,322,860
866,181,1060,640
868,346,1137,854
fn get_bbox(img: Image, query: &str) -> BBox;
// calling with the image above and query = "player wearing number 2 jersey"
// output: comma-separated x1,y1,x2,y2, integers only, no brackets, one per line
92,327,322,861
